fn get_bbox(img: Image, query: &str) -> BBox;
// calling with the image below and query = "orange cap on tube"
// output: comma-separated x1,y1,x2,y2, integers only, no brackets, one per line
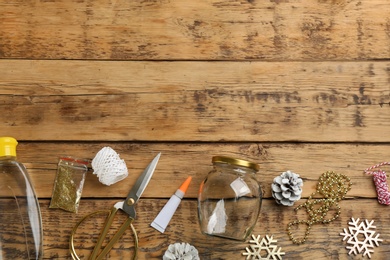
179,176,192,193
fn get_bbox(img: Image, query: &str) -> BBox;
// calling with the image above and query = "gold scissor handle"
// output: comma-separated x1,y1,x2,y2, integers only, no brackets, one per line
70,207,138,260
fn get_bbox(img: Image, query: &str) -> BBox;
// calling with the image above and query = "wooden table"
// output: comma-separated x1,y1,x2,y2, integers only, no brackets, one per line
1,1,390,259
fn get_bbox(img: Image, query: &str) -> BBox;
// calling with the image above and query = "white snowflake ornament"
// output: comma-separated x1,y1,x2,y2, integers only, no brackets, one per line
163,242,199,260
243,234,285,260
340,218,383,259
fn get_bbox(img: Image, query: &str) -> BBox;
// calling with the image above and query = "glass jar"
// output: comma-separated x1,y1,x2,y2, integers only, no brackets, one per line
198,156,262,241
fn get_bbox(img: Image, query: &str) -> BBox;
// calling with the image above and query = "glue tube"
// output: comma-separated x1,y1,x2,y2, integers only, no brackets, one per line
151,176,192,233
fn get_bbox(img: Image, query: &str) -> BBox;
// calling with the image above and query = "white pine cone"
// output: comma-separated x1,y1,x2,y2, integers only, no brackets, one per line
271,170,303,206
163,242,200,260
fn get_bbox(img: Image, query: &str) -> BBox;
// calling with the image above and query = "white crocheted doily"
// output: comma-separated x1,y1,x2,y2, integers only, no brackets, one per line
91,147,128,186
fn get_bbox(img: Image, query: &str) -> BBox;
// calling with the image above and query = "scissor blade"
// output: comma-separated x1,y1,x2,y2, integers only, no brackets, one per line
122,153,160,216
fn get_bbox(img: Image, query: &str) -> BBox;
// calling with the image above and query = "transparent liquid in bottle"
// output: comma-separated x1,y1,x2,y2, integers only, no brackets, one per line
0,137,43,259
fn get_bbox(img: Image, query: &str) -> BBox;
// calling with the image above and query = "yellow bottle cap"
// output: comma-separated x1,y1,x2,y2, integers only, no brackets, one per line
0,137,18,157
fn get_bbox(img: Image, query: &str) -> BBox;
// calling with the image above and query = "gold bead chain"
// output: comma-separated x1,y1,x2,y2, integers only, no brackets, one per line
287,171,352,245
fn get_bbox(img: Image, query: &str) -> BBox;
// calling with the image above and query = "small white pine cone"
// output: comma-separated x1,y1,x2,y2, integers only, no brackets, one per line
163,242,200,260
271,170,303,206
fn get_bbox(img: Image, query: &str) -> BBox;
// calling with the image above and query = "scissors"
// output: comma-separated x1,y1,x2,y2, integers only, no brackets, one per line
70,153,161,260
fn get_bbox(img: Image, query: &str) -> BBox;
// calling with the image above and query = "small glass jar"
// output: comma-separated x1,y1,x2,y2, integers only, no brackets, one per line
198,156,262,241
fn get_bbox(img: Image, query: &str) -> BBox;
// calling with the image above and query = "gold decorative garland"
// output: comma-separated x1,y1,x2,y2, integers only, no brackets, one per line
287,171,352,245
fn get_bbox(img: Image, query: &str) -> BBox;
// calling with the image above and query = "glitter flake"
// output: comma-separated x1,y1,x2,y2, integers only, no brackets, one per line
340,218,383,259
243,234,285,260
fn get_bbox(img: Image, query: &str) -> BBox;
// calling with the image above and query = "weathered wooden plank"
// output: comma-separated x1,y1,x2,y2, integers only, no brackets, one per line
1,60,389,142
1,0,389,60
12,141,389,200
41,199,390,259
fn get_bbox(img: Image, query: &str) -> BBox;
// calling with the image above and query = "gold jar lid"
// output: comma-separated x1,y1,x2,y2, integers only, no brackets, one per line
212,156,259,171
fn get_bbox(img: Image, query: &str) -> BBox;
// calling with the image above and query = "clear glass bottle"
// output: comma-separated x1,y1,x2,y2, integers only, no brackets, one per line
198,156,262,241
0,137,43,259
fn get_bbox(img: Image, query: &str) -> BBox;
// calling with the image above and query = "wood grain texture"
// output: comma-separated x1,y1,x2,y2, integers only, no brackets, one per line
1,0,390,259
13,141,388,200
1,0,390,60
43,199,390,259
1,60,389,142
